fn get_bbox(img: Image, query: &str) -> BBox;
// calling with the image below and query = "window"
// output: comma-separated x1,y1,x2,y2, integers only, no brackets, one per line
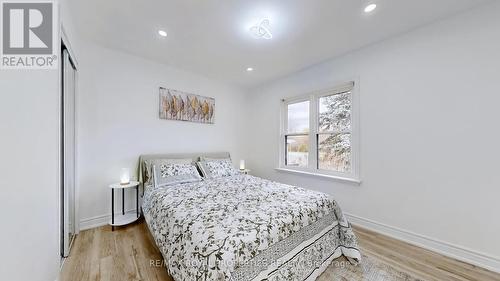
285,101,309,167
280,81,359,182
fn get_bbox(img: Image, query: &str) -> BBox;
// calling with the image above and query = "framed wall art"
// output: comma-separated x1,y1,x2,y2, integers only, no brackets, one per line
159,87,215,124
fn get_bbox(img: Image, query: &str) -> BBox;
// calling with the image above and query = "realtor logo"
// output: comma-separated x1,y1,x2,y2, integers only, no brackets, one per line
1,1,57,69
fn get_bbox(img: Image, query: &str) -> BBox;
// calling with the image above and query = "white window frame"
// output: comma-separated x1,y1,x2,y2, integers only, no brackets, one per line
277,81,360,184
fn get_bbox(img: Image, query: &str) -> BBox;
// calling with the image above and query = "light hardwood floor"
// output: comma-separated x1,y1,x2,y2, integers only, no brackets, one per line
355,228,499,281
59,220,500,281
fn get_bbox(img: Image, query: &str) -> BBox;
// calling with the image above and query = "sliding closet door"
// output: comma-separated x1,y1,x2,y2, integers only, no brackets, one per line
62,48,76,258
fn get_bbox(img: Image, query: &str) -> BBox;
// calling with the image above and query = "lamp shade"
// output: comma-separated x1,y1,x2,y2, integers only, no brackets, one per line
120,168,130,185
239,160,245,170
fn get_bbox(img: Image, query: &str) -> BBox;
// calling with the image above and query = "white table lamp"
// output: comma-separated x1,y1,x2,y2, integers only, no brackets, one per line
120,168,130,185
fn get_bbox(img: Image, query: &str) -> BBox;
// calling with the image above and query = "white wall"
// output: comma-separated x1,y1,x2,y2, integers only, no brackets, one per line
244,1,500,270
0,71,60,281
77,42,247,228
0,1,80,280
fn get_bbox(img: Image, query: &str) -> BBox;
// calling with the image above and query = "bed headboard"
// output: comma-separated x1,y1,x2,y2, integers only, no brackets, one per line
138,152,230,184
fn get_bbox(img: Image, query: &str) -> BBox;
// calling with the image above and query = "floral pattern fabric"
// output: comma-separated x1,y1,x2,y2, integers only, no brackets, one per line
143,174,361,281
198,158,239,179
159,163,198,178
154,162,201,187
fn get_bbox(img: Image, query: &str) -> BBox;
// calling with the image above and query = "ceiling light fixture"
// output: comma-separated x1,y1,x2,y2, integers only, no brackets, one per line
250,19,272,39
158,30,167,37
246,67,254,72
364,4,377,13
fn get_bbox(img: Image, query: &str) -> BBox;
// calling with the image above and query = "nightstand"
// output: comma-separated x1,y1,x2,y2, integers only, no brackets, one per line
109,181,140,231
239,169,251,175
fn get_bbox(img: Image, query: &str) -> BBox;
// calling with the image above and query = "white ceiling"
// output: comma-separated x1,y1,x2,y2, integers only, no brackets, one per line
68,0,491,88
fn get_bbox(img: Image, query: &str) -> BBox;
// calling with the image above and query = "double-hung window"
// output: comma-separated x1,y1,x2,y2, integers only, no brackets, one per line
280,81,360,183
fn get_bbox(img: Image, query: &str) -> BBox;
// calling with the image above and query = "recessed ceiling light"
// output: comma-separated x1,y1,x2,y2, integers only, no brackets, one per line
364,4,377,13
250,19,272,39
158,30,167,37
246,67,254,72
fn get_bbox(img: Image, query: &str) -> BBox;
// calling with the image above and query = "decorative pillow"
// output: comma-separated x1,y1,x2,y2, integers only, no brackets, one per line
143,158,187,185
142,159,153,186
152,159,201,187
197,158,239,179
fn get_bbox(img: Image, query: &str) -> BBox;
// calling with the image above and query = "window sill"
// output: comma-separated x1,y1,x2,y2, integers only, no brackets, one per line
275,168,361,185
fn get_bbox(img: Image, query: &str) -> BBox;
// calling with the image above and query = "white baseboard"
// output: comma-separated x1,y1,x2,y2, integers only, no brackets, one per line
345,213,500,274
80,209,138,231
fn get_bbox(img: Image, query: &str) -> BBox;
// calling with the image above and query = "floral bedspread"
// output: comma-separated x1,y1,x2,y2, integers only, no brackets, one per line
143,174,361,281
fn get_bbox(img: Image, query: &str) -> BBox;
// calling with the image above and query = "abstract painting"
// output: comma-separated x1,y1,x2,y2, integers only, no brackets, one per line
159,87,215,124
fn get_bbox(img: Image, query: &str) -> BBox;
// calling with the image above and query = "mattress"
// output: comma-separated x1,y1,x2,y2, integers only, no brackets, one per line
142,174,361,281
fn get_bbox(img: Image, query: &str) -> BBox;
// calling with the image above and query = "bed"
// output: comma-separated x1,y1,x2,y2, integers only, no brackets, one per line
139,153,361,281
